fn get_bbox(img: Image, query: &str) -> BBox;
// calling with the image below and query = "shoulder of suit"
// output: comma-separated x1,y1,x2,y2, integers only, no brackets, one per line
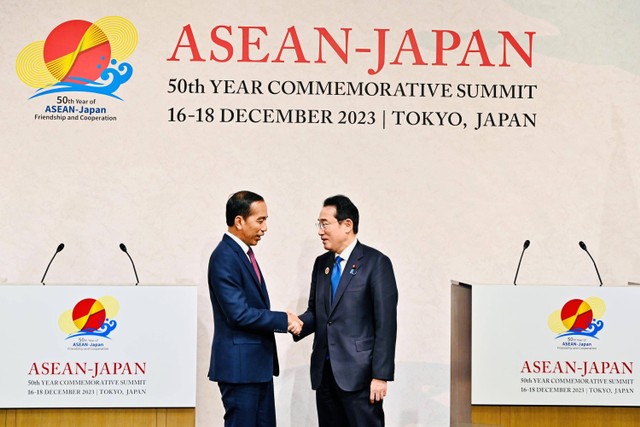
315,251,333,263
211,235,243,259
357,242,390,259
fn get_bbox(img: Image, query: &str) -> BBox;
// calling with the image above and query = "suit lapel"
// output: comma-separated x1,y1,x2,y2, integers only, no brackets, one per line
223,235,270,306
321,255,334,313
329,242,363,315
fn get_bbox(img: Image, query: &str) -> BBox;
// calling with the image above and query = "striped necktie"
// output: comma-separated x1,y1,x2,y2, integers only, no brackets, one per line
247,247,261,284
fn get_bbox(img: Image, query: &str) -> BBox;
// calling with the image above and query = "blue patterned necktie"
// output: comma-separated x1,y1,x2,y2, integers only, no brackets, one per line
331,256,343,302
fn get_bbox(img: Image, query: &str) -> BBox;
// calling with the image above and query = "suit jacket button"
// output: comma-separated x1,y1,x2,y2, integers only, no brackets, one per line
327,321,332,325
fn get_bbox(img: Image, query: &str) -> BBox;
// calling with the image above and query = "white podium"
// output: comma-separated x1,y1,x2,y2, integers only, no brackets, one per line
451,281,640,427
0,284,197,426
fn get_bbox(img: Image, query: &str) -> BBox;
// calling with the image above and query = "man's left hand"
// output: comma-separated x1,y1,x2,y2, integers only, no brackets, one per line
369,378,387,404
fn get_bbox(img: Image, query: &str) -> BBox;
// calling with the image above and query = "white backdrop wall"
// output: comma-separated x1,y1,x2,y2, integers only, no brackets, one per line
1,1,639,426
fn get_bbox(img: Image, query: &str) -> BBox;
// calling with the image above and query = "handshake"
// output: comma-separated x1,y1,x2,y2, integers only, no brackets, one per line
287,312,303,336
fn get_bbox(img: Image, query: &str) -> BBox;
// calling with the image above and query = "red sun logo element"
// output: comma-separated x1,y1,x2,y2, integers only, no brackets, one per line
560,299,593,331
43,20,111,84
72,298,107,332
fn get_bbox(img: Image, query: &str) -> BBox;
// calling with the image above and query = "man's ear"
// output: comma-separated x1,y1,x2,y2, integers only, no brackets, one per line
234,215,244,230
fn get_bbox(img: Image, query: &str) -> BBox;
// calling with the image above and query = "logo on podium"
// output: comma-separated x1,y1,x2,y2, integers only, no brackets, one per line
547,297,606,348
58,296,120,347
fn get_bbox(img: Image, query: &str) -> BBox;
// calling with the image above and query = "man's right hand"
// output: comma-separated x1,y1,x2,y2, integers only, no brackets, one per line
287,312,303,335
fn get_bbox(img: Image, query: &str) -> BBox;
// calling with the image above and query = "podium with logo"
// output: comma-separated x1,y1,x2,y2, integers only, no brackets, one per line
450,281,640,427
0,285,197,427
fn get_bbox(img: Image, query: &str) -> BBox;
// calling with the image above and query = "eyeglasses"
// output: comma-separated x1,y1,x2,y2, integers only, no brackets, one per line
315,221,341,230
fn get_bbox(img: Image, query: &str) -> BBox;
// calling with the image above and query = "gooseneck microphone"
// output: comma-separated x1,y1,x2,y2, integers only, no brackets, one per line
579,241,603,286
119,243,139,285
41,243,65,285
513,240,530,286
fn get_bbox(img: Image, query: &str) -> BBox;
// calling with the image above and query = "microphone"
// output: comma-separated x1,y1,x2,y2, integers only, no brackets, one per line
579,241,603,286
119,243,139,285
513,240,530,286
41,243,65,285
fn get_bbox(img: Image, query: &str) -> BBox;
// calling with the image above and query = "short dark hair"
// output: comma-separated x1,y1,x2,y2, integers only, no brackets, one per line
323,195,359,234
226,191,264,226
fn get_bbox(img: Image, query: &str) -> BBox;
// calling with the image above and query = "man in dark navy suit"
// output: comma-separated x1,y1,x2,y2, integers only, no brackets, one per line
208,190,302,427
295,195,398,427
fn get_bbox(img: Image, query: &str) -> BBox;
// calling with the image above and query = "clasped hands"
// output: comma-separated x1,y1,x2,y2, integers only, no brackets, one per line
287,312,303,335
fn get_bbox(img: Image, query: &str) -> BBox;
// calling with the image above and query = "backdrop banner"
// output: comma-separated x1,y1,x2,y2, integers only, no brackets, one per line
2,1,640,424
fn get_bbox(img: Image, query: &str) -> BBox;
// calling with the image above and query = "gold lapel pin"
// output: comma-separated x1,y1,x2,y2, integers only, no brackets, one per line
324,267,330,275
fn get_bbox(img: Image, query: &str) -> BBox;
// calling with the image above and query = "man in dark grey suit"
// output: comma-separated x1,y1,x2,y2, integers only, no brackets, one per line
208,190,302,427
295,195,398,427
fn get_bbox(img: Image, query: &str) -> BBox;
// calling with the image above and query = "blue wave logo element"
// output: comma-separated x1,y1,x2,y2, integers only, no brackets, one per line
555,319,604,339
29,60,133,100
66,319,118,340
